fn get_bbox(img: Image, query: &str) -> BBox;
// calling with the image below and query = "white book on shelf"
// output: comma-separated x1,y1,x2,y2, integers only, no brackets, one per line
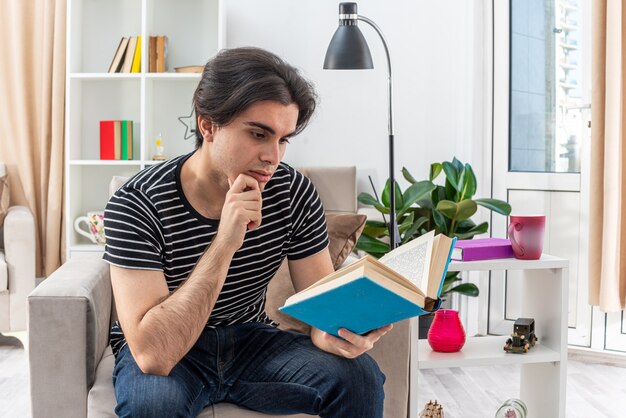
121,36,138,73
108,37,129,73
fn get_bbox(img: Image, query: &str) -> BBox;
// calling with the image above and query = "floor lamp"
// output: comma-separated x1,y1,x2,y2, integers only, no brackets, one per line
323,2,400,249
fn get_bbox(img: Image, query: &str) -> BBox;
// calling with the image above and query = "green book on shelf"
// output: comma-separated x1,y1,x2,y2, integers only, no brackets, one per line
121,120,133,160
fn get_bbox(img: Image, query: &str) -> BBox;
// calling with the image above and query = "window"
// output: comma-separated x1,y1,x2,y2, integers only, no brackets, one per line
509,0,584,173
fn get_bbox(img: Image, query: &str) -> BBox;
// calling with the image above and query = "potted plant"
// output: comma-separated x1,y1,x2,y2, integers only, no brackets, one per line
355,157,512,337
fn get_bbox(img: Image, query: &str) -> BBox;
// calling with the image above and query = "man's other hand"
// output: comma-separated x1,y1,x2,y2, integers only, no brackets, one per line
310,324,393,359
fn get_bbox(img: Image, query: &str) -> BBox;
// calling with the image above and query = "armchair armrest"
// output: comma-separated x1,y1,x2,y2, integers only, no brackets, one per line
4,205,36,330
367,318,410,418
28,258,111,418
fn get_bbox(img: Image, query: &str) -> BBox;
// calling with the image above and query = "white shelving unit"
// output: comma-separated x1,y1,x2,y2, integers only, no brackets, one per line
410,254,569,418
65,0,226,260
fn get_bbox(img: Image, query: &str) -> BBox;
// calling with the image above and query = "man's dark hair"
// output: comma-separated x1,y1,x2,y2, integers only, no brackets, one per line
192,47,318,148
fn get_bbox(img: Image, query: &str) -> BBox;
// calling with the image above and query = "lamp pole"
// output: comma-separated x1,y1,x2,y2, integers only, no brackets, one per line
353,15,399,249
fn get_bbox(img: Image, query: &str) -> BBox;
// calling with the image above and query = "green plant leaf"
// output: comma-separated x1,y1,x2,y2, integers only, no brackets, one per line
398,212,415,233
400,181,436,213
401,216,430,244
444,178,457,201
436,200,458,219
454,221,489,239
432,209,448,234
442,161,460,191
429,185,446,208
452,157,464,172
436,200,477,221
463,164,477,199
429,163,443,181
374,203,391,214
356,234,390,255
475,198,512,215
446,282,479,297
455,199,478,220
381,179,404,210
402,167,417,184
457,166,467,198
363,220,389,238
358,192,379,207
455,218,477,230
365,220,387,228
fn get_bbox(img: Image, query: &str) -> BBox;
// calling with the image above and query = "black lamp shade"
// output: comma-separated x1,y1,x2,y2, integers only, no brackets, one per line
323,25,373,70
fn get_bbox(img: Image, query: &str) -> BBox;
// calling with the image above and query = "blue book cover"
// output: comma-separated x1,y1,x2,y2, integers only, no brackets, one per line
279,233,455,337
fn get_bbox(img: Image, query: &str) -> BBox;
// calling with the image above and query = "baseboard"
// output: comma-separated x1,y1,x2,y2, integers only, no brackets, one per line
568,346,626,368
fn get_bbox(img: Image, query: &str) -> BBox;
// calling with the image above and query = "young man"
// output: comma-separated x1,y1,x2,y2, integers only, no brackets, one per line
104,47,392,418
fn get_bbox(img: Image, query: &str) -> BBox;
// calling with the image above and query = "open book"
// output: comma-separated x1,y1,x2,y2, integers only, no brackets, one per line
279,231,456,336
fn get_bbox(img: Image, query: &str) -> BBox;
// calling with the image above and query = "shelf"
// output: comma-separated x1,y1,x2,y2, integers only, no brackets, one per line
145,73,202,79
69,160,142,166
69,73,201,80
448,254,568,272
416,335,560,369
69,73,142,80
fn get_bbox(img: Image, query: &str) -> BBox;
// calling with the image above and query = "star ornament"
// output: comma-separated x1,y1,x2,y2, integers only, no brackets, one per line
178,107,197,140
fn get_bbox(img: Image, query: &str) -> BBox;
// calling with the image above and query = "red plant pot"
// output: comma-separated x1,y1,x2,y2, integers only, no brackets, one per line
427,309,466,352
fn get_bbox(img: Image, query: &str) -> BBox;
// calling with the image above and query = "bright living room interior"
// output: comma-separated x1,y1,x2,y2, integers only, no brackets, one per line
1,0,626,417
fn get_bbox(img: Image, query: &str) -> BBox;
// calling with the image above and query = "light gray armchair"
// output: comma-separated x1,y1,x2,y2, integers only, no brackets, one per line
29,167,410,418
0,161,36,344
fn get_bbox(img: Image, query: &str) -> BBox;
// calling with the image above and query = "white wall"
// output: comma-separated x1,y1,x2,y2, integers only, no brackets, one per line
226,0,489,197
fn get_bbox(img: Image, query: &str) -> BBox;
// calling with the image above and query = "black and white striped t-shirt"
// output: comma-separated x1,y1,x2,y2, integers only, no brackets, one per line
103,152,329,357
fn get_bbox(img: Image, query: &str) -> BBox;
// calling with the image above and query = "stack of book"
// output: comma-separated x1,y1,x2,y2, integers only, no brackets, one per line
108,36,141,73
100,120,134,160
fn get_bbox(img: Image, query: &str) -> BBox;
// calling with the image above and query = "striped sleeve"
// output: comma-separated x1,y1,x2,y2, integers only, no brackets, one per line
103,186,164,270
287,170,329,260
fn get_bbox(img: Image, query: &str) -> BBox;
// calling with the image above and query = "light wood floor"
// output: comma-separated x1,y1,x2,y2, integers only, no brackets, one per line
2,341,626,418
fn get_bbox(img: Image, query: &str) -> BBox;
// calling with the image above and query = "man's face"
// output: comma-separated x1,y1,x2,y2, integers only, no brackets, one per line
204,100,299,192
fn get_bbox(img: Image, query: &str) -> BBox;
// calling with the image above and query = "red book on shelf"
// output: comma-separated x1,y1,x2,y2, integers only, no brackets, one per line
451,238,514,261
99,120,115,160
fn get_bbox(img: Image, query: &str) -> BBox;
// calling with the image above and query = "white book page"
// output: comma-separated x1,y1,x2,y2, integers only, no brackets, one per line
379,230,434,292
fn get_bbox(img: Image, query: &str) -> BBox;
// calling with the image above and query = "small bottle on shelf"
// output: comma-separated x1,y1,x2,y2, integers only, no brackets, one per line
152,133,166,161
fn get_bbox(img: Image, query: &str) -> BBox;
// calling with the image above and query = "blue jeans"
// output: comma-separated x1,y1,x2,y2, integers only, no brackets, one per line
113,323,385,418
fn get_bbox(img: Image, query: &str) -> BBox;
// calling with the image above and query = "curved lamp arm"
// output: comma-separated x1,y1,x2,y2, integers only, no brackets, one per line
358,15,393,137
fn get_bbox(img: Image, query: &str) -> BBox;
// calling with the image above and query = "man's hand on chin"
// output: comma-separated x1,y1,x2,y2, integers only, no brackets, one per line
310,324,393,359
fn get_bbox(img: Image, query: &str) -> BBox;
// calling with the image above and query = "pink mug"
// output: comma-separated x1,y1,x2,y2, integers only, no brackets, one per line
508,215,545,260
